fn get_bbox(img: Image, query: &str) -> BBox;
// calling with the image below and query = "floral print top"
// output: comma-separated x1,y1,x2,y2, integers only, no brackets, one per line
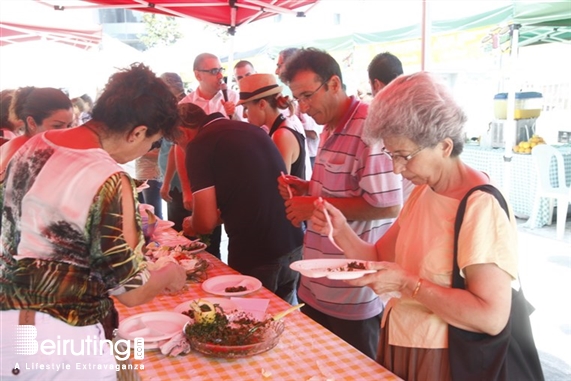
0,133,149,326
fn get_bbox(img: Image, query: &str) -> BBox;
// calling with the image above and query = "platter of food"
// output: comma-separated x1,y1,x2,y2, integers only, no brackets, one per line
145,242,209,281
182,308,284,358
289,259,375,280
117,311,191,350
201,275,262,297
174,298,239,316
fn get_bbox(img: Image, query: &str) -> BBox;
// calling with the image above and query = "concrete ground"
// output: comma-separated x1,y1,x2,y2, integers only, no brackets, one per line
517,218,571,380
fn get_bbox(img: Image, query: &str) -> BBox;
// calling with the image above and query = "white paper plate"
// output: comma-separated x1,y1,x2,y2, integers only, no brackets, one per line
117,311,190,349
155,219,175,232
150,232,192,247
202,275,262,297
290,259,375,280
174,298,239,315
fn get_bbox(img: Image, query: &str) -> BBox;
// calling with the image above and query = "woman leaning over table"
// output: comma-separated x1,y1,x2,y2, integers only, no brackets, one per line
310,72,518,381
0,63,187,381
0,87,74,181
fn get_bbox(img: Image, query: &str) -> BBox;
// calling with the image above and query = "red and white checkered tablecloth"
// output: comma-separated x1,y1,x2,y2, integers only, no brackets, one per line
115,241,402,381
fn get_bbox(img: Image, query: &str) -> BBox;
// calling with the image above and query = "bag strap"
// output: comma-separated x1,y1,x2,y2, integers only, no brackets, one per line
452,184,510,289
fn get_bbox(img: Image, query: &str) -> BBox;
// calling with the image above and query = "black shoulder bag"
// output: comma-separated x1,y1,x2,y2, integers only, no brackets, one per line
449,184,544,381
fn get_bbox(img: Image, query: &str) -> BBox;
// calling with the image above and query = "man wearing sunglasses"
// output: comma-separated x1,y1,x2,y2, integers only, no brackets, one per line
178,52,244,259
277,48,403,360
180,52,244,122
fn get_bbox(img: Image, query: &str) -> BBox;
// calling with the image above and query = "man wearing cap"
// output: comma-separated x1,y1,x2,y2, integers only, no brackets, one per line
277,48,403,359
178,103,304,305
237,73,306,180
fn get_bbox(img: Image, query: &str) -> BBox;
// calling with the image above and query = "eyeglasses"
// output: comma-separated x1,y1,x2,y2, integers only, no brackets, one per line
197,67,225,75
295,79,329,105
381,146,424,163
149,137,163,151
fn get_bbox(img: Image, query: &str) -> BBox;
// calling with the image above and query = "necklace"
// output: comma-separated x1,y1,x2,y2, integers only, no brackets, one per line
84,124,104,149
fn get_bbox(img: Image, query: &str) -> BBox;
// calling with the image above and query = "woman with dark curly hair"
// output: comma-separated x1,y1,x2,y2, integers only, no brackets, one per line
0,64,186,380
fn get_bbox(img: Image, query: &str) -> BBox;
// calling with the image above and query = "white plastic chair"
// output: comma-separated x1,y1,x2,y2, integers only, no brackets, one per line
531,144,570,239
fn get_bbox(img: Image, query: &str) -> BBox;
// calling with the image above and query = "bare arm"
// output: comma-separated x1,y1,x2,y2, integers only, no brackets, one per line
312,199,399,261
174,144,192,210
115,263,186,306
114,174,186,306
311,200,377,260
285,194,400,227
272,128,300,175
183,186,222,235
350,262,512,335
160,147,176,202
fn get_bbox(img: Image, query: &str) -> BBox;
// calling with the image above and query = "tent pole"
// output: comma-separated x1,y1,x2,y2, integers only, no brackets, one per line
502,24,520,203
421,0,431,71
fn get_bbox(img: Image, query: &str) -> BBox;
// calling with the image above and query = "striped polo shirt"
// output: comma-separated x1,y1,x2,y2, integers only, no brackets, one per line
298,96,403,321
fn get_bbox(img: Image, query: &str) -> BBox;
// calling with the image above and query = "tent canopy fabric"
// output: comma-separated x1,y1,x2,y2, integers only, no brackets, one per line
220,3,570,63
66,0,318,34
514,2,571,46
0,1,102,49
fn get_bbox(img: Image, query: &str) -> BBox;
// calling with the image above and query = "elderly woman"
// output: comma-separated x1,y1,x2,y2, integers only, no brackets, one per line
0,64,186,380
310,72,519,380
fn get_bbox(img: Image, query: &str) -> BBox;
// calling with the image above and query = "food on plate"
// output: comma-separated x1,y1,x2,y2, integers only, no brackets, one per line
133,179,147,188
144,242,209,281
328,261,367,272
224,285,248,293
184,311,267,346
186,299,219,324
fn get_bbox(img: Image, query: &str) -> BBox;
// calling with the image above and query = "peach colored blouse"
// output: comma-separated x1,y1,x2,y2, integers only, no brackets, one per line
385,184,518,348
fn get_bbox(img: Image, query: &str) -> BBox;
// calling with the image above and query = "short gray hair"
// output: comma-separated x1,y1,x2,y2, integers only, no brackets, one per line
364,72,466,157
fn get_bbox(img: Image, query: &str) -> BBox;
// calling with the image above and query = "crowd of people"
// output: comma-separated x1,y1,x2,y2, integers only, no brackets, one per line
0,47,541,381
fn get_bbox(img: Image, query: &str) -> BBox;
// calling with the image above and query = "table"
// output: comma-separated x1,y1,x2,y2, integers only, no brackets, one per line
114,239,401,380
461,145,571,228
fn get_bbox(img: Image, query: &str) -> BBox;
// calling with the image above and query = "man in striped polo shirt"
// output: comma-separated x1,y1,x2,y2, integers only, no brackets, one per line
278,48,403,359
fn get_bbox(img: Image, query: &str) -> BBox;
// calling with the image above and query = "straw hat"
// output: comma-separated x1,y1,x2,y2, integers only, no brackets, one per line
237,74,282,105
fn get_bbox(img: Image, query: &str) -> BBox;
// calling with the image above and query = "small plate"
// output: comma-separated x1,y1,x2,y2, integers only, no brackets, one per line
174,298,239,315
202,275,262,297
155,219,175,232
117,311,190,349
290,259,376,280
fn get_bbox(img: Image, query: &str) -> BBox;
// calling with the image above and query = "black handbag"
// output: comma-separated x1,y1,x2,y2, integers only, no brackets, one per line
448,184,544,381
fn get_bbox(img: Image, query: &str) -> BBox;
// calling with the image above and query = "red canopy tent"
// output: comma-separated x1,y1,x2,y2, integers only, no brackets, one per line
0,1,102,49
44,0,319,36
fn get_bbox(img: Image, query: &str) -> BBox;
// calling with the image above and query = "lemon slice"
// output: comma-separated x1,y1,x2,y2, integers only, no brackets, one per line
190,299,217,323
